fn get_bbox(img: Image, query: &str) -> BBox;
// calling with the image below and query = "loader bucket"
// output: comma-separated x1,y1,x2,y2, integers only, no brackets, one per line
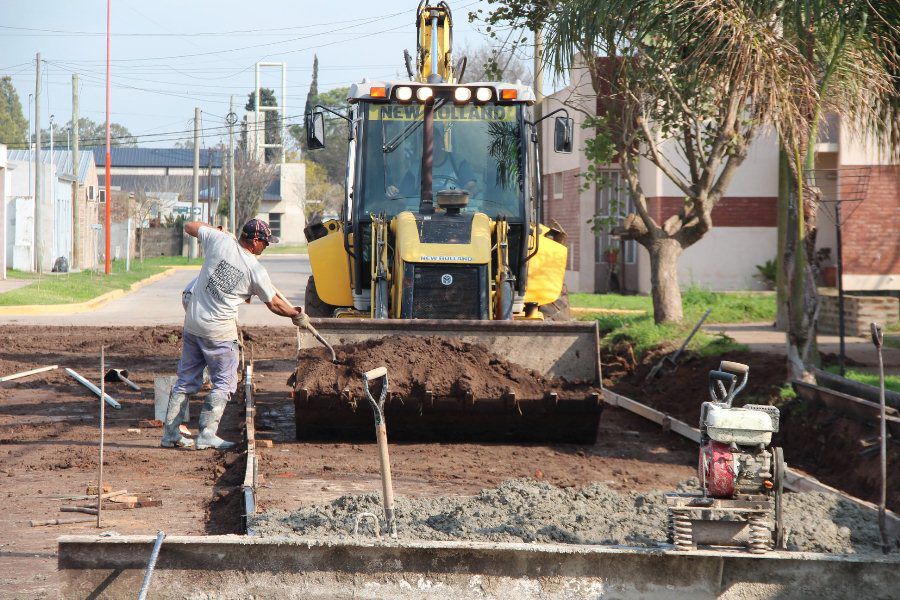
292,319,603,443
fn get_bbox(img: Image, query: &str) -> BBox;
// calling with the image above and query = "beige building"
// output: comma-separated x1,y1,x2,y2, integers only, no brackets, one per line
5,149,99,272
541,60,899,294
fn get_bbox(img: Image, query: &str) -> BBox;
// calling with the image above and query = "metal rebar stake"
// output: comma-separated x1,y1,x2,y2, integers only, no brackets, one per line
870,322,890,553
97,346,105,528
137,531,166,600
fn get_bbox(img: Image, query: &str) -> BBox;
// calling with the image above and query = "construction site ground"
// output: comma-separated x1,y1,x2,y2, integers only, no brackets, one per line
1,325,895,598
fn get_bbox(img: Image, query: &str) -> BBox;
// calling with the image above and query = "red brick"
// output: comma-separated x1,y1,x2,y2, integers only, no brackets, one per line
645,196,777,227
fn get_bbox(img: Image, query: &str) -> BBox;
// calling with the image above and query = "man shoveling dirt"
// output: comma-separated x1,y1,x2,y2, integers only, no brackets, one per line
161,220,306,450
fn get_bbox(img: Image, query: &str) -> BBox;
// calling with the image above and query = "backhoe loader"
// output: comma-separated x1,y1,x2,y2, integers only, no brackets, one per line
298,1,603,441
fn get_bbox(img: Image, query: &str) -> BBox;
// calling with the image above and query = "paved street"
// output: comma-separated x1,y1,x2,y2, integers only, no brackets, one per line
0,254,310,327
706,322,900,373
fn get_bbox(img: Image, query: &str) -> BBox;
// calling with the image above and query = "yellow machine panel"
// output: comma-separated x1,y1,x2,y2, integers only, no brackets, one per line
392,211,493,264
308,223,354,307
524,225,568,306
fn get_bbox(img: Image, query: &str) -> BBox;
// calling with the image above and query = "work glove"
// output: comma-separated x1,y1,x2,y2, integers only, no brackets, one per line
291,311,310,329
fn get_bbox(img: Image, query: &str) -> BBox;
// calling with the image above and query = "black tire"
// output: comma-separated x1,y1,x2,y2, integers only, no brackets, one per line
539,285,571,321
304,276,337,318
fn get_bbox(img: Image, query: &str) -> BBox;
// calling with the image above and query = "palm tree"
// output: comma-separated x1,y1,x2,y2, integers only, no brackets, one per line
775,0,898,380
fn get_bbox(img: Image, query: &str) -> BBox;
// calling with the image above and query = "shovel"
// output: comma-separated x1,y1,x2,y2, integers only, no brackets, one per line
104,368,141,392
363,366,396,537
646,308,712,382
273,289,337,363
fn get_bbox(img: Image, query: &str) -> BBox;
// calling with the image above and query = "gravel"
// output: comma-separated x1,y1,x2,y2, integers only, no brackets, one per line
249,478,887,554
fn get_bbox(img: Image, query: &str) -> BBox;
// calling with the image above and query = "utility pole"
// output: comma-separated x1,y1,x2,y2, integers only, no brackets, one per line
104,0,111,275
533,25,545,222
34,52,42,273
72,73,81,269
190,107,200,259
27,93,32,200
228,96,236,235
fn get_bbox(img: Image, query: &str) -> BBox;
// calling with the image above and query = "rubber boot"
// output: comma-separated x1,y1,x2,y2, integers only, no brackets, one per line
195,392,235,450
161,391,194,448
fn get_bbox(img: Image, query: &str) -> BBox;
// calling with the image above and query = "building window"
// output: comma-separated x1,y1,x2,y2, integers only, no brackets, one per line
553,172,563,199
268,213,282,238
88,185,95,201
594,170,636,264
99,189,106,204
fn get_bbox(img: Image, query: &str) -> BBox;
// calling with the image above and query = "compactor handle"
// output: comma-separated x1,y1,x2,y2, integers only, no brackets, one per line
709,370,737,405
718,360,749,399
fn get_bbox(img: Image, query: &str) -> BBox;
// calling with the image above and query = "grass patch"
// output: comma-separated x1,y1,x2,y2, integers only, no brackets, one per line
824,366,900,394
583,311,747,358
574,286,768,359
1,256,200,305
264,244,308,255
572,286,775,324
778,384,797,401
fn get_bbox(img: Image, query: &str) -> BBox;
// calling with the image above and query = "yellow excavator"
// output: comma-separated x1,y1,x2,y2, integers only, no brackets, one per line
299,1,603,442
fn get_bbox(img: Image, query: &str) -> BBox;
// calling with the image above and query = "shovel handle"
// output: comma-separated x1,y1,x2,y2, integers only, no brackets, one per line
375,423,396,535
364,367,388,380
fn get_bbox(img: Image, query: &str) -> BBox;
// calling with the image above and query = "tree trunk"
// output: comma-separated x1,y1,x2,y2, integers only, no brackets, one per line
648,238,684,324
775,148,790,330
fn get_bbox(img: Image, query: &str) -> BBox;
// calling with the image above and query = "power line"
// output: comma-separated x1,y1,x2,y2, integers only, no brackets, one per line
30,9,412,64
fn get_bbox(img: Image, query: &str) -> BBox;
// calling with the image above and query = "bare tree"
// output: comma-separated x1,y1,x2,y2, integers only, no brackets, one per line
133,176,191,262
303,159,342,222
222,153,278,230
458,43,533,85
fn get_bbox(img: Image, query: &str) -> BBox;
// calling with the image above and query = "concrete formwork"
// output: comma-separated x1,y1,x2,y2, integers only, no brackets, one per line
58,535,899,599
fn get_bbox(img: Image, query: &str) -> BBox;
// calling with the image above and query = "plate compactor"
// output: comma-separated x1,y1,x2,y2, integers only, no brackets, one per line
666,361,786,553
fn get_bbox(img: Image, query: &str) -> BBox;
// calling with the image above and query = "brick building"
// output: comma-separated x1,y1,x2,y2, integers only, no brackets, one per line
541,58,899,295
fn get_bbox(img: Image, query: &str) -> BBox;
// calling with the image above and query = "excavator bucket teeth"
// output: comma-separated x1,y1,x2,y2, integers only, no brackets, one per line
292,319,603,443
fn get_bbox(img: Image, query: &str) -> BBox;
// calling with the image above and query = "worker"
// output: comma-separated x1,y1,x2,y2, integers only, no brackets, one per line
161,219,305,450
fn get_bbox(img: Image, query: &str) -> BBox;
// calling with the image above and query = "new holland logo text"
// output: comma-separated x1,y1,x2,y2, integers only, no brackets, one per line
419,255,473,262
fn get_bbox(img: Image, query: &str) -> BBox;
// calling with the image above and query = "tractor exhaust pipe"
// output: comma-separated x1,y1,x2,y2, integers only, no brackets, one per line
419,98,435,215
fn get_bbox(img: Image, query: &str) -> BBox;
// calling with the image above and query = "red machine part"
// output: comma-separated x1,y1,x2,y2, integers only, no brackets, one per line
699,441,735,498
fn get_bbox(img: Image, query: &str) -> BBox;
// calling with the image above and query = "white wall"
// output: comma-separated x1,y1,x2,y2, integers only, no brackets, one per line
635,227,777,293
259,162,306,245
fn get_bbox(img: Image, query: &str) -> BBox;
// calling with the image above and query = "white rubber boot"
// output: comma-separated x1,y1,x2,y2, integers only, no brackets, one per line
195,392,235,450
161,391,195,449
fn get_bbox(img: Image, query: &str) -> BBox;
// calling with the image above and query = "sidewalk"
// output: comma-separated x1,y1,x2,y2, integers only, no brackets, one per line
0,255,310,327
705,322,900,373
0,279,29,294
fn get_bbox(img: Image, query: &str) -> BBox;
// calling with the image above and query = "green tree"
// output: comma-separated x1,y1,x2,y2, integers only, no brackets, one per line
484,0,814,325
43,117,137,148
290,86,351,190
774,0,898,380
0,76,28,146
246,88,282,162
304,55,319,118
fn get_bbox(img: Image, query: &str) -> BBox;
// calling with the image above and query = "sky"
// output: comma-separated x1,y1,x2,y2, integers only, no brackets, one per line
0,0,558,150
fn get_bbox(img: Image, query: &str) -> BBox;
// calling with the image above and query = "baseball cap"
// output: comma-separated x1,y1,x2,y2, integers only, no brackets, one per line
241,219,280,245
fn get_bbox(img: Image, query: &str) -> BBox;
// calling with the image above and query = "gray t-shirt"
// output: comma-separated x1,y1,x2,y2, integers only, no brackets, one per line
184,227,277,341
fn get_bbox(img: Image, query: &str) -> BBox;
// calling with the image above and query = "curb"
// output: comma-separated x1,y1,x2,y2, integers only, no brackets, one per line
0,265,201,316
570,306,647,316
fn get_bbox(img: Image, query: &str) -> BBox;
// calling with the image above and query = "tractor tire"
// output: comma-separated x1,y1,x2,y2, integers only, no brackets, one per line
539,285,571,321
304,276,337,318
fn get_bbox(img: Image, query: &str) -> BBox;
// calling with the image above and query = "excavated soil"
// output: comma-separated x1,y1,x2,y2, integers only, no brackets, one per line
293,336,597,400
249,478,889,554
605,346,900,511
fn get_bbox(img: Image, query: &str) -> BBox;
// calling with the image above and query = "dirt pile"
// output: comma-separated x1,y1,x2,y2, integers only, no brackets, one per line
249,478,887,554
294,336,596,400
